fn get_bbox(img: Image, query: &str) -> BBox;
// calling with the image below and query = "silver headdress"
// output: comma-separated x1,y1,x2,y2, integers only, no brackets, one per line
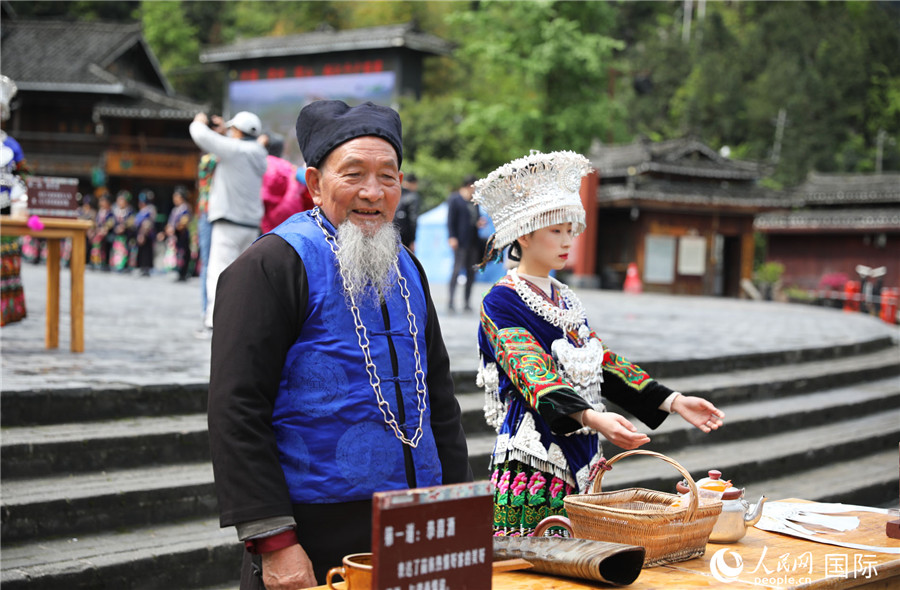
0,76,17,122
473,150,592,250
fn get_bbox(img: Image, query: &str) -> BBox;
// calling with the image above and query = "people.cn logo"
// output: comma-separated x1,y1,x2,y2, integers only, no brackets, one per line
710,548,744,583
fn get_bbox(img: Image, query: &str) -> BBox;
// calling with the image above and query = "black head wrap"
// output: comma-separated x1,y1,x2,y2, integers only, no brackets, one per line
295,100,402,169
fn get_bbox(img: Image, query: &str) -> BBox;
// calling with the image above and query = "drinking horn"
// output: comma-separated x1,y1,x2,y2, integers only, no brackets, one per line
493,536,646,586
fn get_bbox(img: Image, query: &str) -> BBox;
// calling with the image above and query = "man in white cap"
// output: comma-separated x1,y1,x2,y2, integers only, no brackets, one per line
190,111,268,333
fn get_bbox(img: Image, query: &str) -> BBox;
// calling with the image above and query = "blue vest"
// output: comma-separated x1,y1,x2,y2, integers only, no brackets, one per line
270,211,443,504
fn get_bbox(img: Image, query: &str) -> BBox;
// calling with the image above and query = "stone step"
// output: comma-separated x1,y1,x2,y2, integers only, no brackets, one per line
637,335,897,380
4,376,895,544
1,463,217,544
1,414,210,479
5,338,894,428
742,448,900,509
594,410,900,504
661,344,900,406
465,409,900,505
8,369,892,483
0,383,208,428
0,517,241,590
619,375,900,450
456,345,900,437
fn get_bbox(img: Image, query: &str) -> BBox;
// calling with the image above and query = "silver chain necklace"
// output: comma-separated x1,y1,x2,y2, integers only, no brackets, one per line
313,208,427,448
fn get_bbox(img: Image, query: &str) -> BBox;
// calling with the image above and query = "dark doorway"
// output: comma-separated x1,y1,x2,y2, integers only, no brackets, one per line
715,235,742,297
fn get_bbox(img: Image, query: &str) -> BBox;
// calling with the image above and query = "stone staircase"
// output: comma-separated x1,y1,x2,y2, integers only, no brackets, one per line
2,337,899,589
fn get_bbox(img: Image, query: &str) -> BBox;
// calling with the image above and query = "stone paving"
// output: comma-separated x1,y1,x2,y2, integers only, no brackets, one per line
2,261,898,392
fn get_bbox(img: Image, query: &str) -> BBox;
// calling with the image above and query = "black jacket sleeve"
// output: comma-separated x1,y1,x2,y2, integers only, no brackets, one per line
208,238,473,529
601,351,673,430
409,251,474,484
207,235,306,527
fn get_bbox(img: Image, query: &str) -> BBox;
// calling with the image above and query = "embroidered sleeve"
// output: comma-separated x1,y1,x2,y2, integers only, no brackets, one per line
484,313,571,409
602,349,653,391
600,345,673,430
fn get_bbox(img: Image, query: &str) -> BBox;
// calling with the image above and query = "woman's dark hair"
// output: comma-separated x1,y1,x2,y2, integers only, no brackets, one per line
475,237,520,271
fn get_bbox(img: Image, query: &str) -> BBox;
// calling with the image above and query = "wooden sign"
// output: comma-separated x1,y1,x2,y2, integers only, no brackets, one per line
25,176,79,218
105,150,199,181
372,481,494,590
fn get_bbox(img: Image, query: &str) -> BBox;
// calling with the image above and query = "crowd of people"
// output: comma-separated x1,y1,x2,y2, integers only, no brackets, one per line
15,110,315,336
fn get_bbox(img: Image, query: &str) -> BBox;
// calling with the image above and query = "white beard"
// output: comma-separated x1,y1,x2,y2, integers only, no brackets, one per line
334,220,400,306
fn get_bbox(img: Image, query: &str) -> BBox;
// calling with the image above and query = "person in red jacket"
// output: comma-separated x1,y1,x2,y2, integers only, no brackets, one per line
259,134,312,234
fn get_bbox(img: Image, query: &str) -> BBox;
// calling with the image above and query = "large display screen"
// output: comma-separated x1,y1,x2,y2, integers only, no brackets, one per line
228,71,396,165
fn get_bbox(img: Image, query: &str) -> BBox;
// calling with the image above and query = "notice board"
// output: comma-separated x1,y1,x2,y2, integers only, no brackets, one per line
372,481,493,590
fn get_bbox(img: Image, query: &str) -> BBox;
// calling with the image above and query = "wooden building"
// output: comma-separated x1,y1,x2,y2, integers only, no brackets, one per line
198,22,453,165
574,137,780,297
1,18,208,209
754,172,900,290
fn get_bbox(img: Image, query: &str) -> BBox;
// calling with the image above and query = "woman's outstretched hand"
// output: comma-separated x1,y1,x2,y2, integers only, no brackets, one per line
582,410,651,449
672,395,725,433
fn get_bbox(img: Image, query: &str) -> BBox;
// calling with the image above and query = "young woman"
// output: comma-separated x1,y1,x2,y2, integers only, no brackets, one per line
109,190,135,272
89,193,115,270
159,186,192,281
473,151,725,536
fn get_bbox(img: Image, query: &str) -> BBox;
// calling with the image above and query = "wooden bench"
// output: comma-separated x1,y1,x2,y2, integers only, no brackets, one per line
1,215,92,352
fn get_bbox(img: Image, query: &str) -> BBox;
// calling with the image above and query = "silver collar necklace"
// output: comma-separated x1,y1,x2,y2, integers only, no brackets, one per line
509,268,586,333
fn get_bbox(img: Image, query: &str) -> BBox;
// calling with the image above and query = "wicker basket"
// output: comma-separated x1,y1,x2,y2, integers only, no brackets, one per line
563,450,722,567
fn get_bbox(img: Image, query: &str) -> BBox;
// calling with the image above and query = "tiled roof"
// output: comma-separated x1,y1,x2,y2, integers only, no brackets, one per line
790,172,900,205
589,137,767,181
1,19,170,93
93,82,208,120
754,208,900,232
200,22,454,63
2,19,206,120
598,178,783,210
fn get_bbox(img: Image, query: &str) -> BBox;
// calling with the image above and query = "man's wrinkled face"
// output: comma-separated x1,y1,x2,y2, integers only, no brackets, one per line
306,136,402,236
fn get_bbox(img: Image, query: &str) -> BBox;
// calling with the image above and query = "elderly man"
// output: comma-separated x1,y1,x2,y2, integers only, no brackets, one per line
207,100,472,590
189,110,268,333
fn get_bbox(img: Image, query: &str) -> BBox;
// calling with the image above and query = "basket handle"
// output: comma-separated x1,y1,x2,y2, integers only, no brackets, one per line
589,450,700,522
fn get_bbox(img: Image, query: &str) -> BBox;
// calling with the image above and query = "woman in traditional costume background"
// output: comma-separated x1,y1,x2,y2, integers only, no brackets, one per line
89,192,115,270
473,151,725,536
159,185,192,281
0,75,28,325
109,190,135,272
132,190,157,276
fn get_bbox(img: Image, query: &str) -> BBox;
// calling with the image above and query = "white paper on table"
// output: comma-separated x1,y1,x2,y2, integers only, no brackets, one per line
766,501,890,516
755,502,900,554
761,505,860,533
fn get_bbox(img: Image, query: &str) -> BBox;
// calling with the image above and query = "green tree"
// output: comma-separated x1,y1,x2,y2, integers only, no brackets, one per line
446,0,624,170
618,0,900,185
9,0,140,21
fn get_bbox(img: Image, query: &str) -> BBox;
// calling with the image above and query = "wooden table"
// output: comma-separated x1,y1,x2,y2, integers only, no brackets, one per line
319,501,900,589
1,216,92,352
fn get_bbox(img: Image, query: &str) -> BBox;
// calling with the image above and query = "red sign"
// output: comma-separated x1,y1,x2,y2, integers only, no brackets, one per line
238,59,385,81
25,176,79,218
372,482,493,590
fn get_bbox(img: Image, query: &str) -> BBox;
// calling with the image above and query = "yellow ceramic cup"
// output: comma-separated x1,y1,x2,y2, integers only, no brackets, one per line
326,553,373,590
